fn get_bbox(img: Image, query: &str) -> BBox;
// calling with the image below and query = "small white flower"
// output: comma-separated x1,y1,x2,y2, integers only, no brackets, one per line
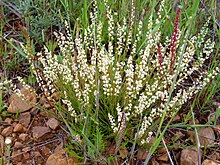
5,137,12,145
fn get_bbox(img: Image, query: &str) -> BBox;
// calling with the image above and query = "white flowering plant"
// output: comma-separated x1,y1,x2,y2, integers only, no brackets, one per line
20,0,219,162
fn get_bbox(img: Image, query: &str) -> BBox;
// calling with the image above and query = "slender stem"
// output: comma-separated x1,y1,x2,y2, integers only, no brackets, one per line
162,137,174,165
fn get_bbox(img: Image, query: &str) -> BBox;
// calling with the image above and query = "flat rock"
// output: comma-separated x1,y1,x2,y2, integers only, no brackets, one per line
180,148,200,165
1,126,13,137
4,118,12,124
202,159,219,165
13,123,26,133
18,112,31,127
19,133,28,141
8,87,37,113
32,126,50,139
198,127,215,146
46,150,78,165
14,141,23,147
46,118,59,130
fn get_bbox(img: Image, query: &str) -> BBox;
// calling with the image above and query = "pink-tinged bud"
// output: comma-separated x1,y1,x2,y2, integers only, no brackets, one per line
170,6,182,70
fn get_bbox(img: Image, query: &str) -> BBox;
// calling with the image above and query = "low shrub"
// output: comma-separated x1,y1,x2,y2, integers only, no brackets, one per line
20,0,219,162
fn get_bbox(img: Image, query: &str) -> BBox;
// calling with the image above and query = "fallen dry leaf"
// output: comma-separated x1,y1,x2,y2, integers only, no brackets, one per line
157,153,169,162
119,147,128,159
0,135,4,155
18,112,31,127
